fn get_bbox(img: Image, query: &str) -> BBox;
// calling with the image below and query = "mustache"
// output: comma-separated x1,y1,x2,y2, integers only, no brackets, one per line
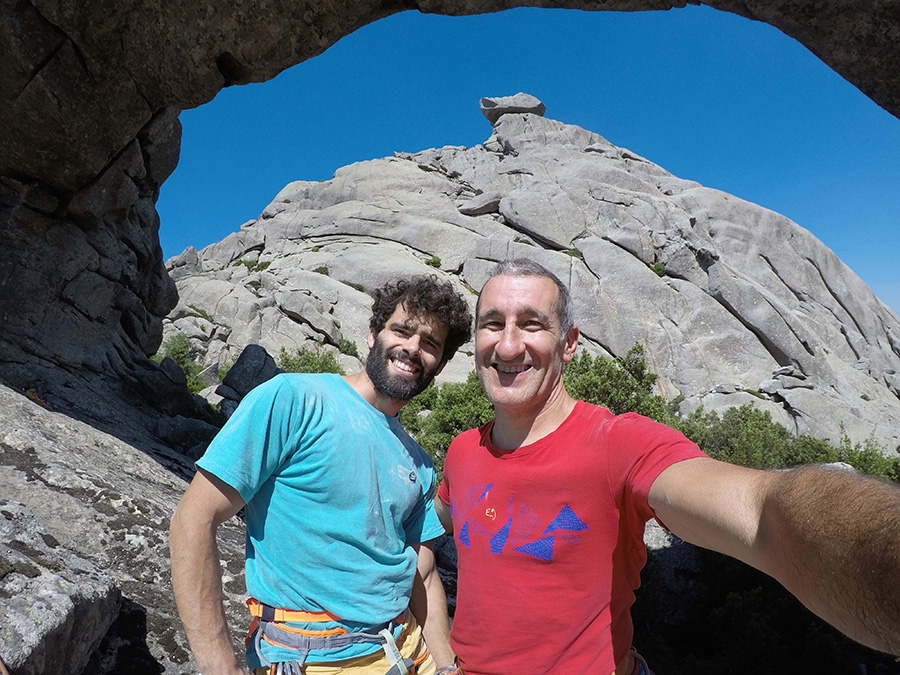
387,347,424,371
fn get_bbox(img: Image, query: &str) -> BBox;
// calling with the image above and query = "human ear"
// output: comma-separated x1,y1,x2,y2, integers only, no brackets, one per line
561,326,579,363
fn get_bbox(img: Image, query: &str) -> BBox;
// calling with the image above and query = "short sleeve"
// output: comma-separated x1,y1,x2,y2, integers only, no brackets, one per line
605,413,707,511
196,374,306,504
437,473,450,506
407,469,445,544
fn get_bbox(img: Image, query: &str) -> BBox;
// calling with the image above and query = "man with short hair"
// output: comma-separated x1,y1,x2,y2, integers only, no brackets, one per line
171,275,471,675
437,258,900,675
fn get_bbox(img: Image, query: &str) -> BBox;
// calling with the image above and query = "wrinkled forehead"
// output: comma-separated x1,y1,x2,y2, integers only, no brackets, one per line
476,274,561,320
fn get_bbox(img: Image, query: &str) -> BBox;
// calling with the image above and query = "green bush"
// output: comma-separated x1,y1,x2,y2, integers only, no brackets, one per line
650,261,667,277
833,429,900,481
277,347,345,375
157,333,205,393
564,346,671,422
188,304,214,323
672,404,898,481
693,404,800,469
338,339,359,358
425,255,441,268
399,372,493,475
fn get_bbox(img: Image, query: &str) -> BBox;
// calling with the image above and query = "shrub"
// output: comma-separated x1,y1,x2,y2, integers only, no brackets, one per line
425,255,441,268
399,372,493,475
695,404,797,469
677,405,898,481
277,347,344,375
833,428,900,481
338,339,359,358
564,346,671,422
188,304,215,323
157,333,205,393
233,257,270,273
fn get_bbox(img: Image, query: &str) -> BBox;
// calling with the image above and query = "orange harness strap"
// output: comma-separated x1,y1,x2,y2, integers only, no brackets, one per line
245,598,415,674
244,598,411,653
247,598,344,624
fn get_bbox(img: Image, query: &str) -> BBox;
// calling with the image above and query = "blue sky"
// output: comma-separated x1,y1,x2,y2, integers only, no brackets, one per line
157,5,900,315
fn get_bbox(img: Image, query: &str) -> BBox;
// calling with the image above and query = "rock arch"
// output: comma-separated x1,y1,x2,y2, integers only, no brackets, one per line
1,0,898,432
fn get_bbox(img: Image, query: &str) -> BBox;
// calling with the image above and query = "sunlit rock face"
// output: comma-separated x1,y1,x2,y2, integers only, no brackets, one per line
168,99,900,450
1,1,899,435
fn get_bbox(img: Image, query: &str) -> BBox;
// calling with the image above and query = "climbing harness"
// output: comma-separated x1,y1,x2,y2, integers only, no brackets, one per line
246,598,416,675
629,647,653,675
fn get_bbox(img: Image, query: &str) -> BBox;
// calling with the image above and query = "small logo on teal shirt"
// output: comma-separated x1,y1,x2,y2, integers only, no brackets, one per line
397,465,417,482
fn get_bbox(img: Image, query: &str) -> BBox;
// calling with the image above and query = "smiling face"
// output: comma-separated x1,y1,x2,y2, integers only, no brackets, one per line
475,274,578,416
365,303,449,402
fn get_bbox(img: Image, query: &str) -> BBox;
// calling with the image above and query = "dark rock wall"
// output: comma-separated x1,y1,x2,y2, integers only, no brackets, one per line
2,0,900,428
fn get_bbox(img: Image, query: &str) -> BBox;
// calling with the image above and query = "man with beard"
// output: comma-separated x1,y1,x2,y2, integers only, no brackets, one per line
171,275,471,675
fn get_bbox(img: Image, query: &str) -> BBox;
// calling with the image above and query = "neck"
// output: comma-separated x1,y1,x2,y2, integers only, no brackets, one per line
490,383,577,451
343,371,405,417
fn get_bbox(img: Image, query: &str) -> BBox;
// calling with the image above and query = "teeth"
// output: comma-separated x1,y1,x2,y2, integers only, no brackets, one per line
495,364,531,373
392,358,416,373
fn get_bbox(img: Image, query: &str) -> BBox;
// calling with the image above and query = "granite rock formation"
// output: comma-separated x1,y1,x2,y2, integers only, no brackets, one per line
166,98,900,451
3,1,900,442
3,0,900,670
0,383,247,674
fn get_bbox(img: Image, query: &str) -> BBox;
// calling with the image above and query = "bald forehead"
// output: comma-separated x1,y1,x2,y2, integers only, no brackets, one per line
477,274,562,324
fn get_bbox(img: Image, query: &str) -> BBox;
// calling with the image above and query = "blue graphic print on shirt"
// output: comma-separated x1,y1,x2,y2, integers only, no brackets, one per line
453,482,589,561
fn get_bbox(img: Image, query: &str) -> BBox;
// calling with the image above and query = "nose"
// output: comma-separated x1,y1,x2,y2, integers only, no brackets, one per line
494,325,525,360
403,333,422,356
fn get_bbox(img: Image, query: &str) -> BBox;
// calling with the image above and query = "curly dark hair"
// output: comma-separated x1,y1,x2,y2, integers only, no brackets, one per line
369,275,472,363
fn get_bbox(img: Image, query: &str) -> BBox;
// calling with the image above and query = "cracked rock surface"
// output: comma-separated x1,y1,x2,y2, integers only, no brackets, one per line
168,104,900,451
0,384,247,674
3,1,900,439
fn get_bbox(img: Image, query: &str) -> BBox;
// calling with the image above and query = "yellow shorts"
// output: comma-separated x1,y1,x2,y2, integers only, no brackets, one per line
253,612,435,675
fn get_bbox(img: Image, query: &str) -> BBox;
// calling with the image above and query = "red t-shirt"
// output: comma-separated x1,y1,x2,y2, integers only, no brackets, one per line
437,401,706,675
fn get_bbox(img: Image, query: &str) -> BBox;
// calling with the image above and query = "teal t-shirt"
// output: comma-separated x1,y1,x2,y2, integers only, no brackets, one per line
196,373,444,666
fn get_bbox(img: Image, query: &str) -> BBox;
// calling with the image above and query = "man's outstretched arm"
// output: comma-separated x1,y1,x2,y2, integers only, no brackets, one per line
649,457,900,655
170,469,248,675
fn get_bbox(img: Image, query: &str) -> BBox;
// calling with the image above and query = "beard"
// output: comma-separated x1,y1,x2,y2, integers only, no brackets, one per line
365,334,439,401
